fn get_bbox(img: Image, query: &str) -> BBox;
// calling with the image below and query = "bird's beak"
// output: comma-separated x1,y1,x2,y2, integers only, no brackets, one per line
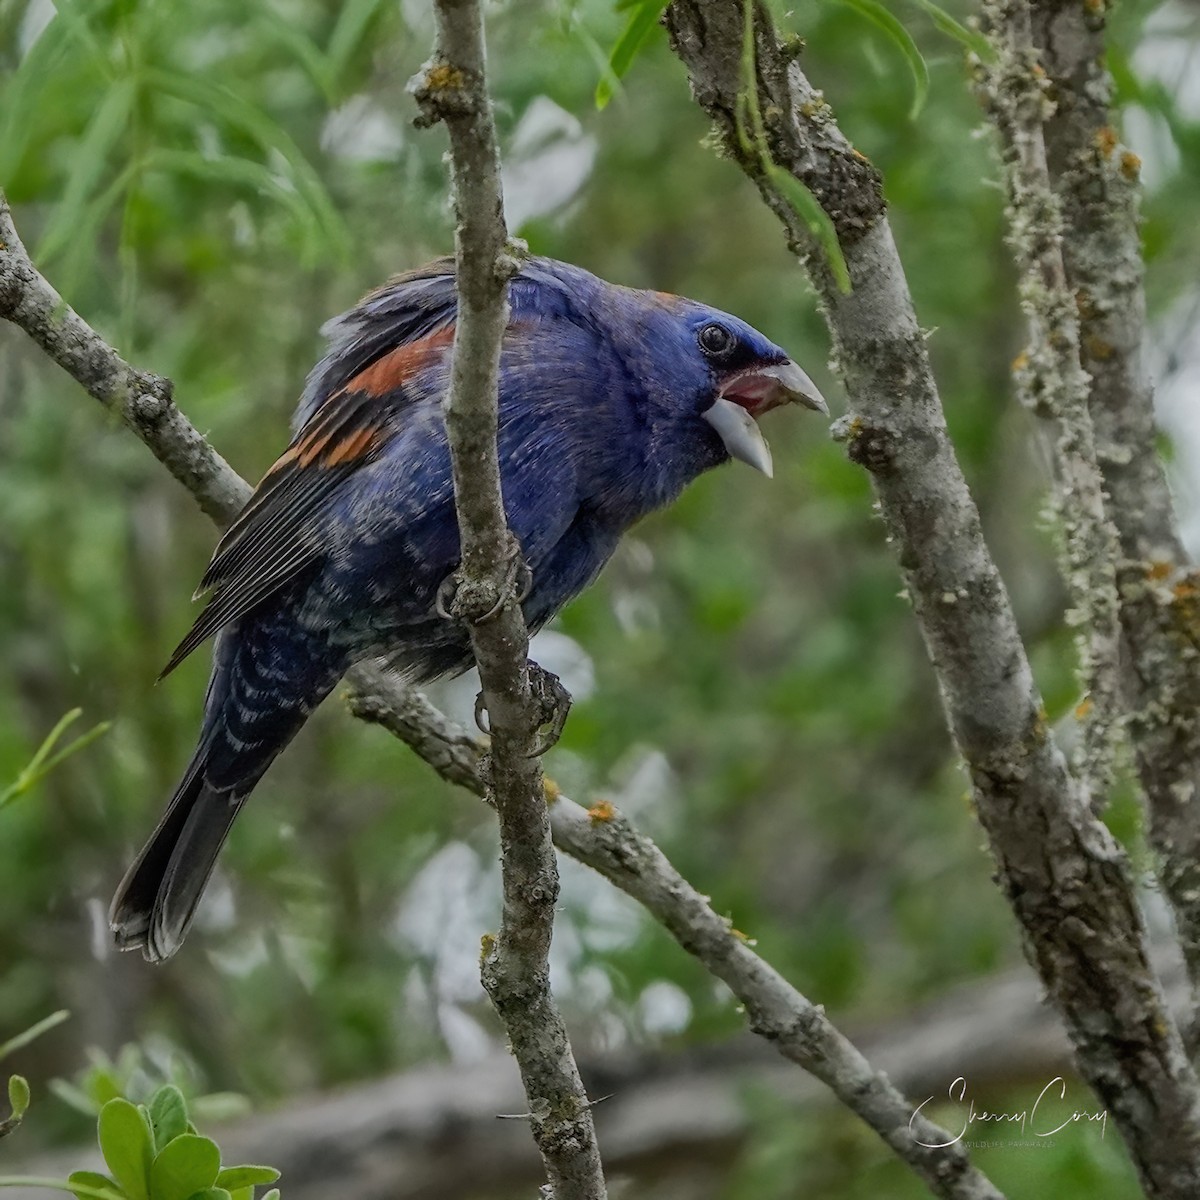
704,359,829,478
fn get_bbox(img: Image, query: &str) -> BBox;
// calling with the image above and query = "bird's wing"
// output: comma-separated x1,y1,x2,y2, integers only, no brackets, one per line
161,327,453,678
294,259,460,428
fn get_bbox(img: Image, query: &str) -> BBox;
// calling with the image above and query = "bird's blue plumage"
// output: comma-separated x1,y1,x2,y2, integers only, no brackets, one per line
110,256,819,960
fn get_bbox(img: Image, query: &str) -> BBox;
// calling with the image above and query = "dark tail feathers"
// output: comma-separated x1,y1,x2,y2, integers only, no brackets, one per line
109,759,244,964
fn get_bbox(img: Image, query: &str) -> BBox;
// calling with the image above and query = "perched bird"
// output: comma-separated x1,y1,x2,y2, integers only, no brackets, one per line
109,256,827,961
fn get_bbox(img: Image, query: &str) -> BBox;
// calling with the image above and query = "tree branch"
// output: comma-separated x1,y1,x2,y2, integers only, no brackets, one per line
0,185,1001,1196
405,2,606,1194
662,1,1200,1194
21,951,1191,1200
1024,0,1200,1035
977,0,1124,802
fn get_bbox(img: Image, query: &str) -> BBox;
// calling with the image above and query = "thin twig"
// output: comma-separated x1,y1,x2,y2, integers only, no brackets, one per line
662,0,1200,1193
1026,0,1200,1041
0,184,1001,1198
405,1,606,1193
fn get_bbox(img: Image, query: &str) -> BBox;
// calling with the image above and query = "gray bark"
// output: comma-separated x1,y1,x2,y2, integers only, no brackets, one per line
1025,0,1200,1035
0,175,1002,1194
662,0,1200,1194
408,0,606,1193
14,953,1187,1200
978,0,1124,801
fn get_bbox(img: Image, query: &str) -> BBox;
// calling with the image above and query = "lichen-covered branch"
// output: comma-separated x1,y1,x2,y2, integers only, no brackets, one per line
0,187,1003,1200
406,3,606,1195
663,0,1200,1192
0,199,247,528
1025,0,1200,1036
351,686,1004,1200
976,0,1125,803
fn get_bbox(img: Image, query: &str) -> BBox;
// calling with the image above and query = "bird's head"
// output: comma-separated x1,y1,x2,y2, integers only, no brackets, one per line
603,285,828,483
677,301,827,479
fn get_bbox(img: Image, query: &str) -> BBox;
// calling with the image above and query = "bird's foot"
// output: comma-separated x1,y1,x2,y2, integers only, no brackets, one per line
435,536,532,625
525,661,572,757
471,662,571,757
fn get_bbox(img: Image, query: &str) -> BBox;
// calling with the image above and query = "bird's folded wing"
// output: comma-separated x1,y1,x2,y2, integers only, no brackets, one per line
294,259,459,429
161,328,452,677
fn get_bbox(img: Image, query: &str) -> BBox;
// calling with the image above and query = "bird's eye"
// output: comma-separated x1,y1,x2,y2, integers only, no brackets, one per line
698,323,736,359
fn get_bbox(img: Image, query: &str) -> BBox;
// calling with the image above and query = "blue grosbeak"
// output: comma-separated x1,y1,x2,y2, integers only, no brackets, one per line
110,257,827,961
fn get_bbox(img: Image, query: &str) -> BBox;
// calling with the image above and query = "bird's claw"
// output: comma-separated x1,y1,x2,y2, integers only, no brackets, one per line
525,661,572,757
471,662,572,756
435,539,532,625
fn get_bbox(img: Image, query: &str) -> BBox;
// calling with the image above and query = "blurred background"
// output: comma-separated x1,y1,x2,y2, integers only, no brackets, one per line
1,0,1198,1195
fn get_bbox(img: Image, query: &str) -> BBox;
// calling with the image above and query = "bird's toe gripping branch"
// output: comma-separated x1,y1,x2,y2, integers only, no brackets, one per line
470,663,571,756
435,535,533,626
525,661,572,757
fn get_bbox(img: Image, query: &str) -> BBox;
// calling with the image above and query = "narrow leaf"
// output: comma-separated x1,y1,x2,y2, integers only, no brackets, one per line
327,0,392,87
213,1167,280,1190
0,1012,70,1061
37,75,136,265
906,0,993,59
183,1191,232,1200
596,0,666,109
97,1099,153,1200
764,162,852,293
150,1134,220,1200
832,0,929,118
67,1171,121,1200
0,1176,124,1200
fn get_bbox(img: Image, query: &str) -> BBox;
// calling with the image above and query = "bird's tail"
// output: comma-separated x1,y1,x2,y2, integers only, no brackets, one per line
111,619,343,962
108,762,245,963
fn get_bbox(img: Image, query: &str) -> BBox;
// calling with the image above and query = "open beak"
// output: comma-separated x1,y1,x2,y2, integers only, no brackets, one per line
703,359,829,478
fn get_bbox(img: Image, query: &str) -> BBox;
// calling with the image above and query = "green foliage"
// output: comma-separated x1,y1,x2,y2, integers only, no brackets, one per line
0,1011,69,1140
0,712,110,812
0,1086,279,1200
594,0,667,109
1,0,1197,1194
736,0,851,291
827,0,929,118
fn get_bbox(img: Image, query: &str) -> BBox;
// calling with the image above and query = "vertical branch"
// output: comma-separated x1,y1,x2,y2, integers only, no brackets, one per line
976,0,1124,803
1028,0,1200,1031
665,1,1200,1193
407,4,608,1198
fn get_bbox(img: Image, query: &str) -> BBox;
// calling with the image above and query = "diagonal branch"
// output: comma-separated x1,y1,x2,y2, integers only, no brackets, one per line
0,188,1002,1198
405,1,606,1195
1024,0,1200,1034
662,0,1200,1194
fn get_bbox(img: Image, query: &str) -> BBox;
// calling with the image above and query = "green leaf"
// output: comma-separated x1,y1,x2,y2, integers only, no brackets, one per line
905,0,993,60
68,1171,123,1200
0,12,79,180
831,0,929,118
254,12,333,102
596,0,666,109
36,75,137,266
0,710,111,810
261,1192,281,1200
97,1099,154,1200
0,1011,70,1060
183,1191,232,1200
147,1086,189,1152
150,1134,221,1200
0,1175,124,1200
327,0,392,89
7,1077,29,1120
141,69,349,257
764,163,851,292
213,1167,280,1191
